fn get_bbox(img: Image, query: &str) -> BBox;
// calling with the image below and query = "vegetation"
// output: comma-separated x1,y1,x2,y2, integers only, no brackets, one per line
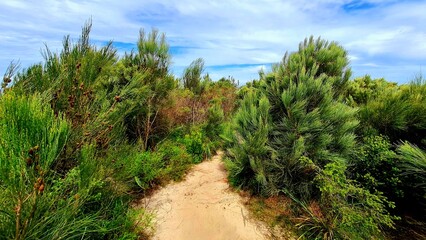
0,21,235,239
1,22,425,239
225,37,425,239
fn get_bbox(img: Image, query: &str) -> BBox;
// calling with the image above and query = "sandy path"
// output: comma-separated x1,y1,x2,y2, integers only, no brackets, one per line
140,151,269,240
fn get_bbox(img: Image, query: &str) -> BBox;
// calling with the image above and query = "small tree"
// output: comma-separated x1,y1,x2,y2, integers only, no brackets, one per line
182,58,208,124
183,58,205,94
261,37,358,197
118,29,175,149
10,20,118,169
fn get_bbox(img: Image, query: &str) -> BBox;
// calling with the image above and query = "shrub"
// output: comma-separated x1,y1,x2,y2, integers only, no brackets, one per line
397,142,426,217
181,128,204,163
203,101,225,141
225,89,272,194
0,92,106,239
356,77,426,148
106,145,163,191
225,37,395,239
350,135,403,201
132,151,164,190
229,37,359,198
312,162,397,239
157,140,193,181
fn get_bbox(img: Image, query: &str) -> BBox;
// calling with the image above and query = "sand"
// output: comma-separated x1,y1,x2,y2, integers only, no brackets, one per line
139,151,269,240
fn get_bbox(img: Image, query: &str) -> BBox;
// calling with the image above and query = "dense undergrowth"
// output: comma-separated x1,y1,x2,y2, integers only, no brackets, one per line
0,21,236,239
1,21,425,240
224,37,426,239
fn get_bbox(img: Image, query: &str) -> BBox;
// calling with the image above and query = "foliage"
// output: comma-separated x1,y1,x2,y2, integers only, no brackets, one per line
205,79,237,119
350,135,403,201
203,101,225,140
108,140,193,192
181,128,205,163
312,162,397,240
225,89,272,193
9,20,118,173
397,142,426,217
0,92,69,239
182,58,213,125
182,58,205,94
0,91,140,240
159,88,194,128
225,36,397,239
259,37,357,197
157,140,193,181
159,69,237,131
0,93,133,239
347,75,426,222
398,143,426,188
129,151,164,191
355,76,426,148
345,75,397,106
117,29,175,149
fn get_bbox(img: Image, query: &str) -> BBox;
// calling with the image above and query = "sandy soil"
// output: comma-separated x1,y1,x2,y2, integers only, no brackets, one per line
139,151,269,240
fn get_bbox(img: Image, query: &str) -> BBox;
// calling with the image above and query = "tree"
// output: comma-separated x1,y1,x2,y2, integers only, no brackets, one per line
115,29,175,150
10,20,118,170
183,58,205,94
182,58,207,124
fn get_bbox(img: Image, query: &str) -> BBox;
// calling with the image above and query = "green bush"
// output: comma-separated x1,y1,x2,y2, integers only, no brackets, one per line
225,37,395,239
350,135,403,201
203,101,224,140
12,21,118,158
0,92,145,239
50,144,138,239
228,37,359,197
224,89,272,194
0,92,110,239
132,151,164,190
169,125,223,163
313,162,397,240
157,140,193,181
356,77,426,148
182,128,204,163
109,140,193,192
106,145,163,191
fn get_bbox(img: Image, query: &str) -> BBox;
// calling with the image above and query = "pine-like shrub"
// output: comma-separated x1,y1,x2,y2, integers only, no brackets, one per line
225,89,272,193
226,37,396,238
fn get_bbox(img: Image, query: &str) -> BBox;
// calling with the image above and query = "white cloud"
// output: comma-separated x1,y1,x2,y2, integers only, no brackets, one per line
0,0,425,84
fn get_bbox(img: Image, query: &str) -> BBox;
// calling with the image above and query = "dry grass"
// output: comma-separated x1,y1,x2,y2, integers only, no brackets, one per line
243,193,298,239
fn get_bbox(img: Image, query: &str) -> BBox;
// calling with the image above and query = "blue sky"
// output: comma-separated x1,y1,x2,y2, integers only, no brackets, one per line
0,0,425,84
